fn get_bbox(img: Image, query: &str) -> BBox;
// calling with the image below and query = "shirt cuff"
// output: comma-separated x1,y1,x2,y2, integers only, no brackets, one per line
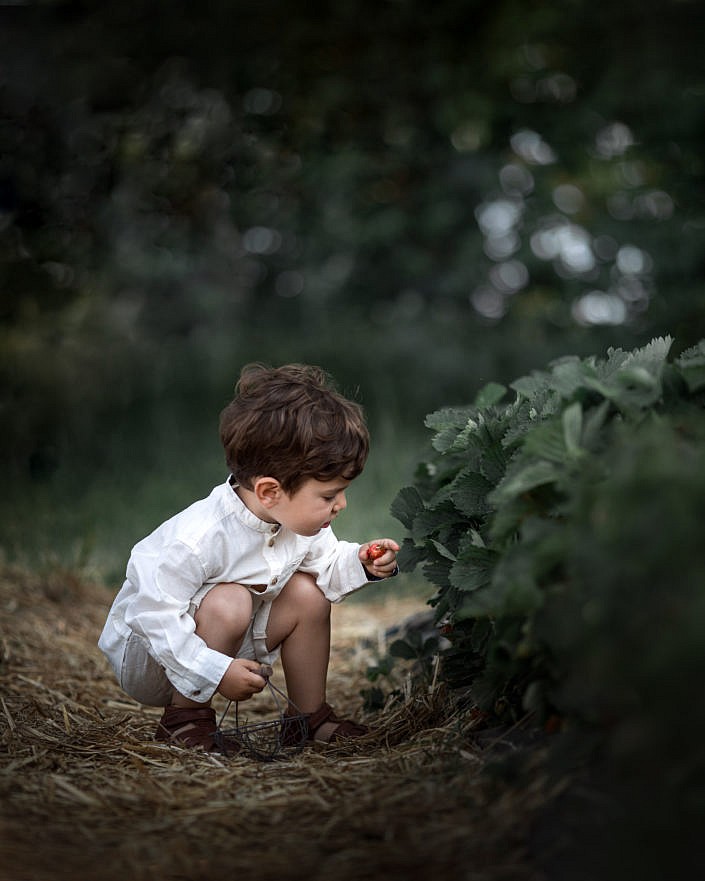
166,644,233,703
365,565,399,582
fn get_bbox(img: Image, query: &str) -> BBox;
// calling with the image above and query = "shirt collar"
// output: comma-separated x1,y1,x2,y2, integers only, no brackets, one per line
222,477,282,535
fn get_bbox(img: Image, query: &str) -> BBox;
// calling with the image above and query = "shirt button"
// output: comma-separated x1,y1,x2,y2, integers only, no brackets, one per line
271,576,278,585
268,538,275,547
270,525,278,533
192,689,201,696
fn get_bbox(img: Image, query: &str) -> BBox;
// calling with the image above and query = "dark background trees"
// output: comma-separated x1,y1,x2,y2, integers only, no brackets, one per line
1,0,704,573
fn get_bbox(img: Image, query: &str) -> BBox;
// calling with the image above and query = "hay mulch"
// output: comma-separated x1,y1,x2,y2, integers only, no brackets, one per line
0,566,554,881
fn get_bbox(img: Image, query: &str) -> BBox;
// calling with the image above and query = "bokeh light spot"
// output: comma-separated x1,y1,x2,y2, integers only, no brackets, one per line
489,260,529,293
510,129,557,165
475,199,522,237
450,121,486,152
616,244,652,275
275,270,304,297
471,286,507,320
553,184,584,214
242,226,282,254
595,122,634,158
499,163,534,197
572,292,627,325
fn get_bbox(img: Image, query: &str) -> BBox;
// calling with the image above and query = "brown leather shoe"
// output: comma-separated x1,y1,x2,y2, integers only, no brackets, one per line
305,702,369,742
155,706,217,750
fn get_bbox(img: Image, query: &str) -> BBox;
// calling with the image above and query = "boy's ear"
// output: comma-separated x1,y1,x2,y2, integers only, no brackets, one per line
252,477,283,508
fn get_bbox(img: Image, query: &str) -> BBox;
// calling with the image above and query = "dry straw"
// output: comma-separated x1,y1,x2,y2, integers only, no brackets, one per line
0,565,551,881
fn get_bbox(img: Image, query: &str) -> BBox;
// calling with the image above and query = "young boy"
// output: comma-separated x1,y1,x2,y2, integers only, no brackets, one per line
98,363,399,751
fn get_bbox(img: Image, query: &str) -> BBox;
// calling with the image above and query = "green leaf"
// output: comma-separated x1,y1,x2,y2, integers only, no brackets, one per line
501,397,552,448
511,373,548,400
396,538,428,572
449,542,498,593
423,556,453,590
491,554,544,615
601,345,631,375
581,399,611,449
430,539,457,561
511,356,600,404
490,460,561,504
585,337,673,413
489,495,533,543
523,417,568,464
455,585,499,617
412,502,462,544
476,420,510,483
584,369,661,412
426,407,476,453
449,468,493,517
456,560,543,618
474,381,507,409
562,401,583,458
469,528,486,547
425,407,474,432
452,414,483,451
390,486,425,530
547,356,599,399
426,483,454,508
624,335,673,373
675,340,705,392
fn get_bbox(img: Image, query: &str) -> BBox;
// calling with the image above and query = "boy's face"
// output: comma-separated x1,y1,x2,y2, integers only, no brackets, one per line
274,476,350,536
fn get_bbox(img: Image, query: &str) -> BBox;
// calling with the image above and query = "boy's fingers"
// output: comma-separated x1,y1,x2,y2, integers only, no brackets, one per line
364,539,399,561
240,659,271,686
376,539,400,552
251,664,272,686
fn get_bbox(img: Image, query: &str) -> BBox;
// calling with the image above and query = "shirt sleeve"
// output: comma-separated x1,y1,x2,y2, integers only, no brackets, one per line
124,540,233,702
297,530,377,602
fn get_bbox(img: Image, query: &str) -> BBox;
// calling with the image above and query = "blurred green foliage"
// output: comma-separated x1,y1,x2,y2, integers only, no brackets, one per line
1,0,704,573
392,336,705,878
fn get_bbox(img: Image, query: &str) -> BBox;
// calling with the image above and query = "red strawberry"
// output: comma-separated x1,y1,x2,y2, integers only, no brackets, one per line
367,543,385,561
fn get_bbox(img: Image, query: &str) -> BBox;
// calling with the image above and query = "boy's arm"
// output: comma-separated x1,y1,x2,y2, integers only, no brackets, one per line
299,531,399,602
122,541,234,702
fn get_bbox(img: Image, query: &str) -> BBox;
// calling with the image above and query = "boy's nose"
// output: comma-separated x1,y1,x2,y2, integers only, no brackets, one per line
334,492,347,511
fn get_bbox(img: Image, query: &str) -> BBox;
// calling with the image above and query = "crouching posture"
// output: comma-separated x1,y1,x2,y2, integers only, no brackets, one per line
98,363,399,751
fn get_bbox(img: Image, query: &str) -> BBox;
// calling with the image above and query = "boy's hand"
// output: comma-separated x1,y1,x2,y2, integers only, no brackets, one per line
360,539,400,579
217,658,270,702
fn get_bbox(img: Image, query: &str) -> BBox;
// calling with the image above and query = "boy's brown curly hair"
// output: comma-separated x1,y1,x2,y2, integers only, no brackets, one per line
219,363,369,495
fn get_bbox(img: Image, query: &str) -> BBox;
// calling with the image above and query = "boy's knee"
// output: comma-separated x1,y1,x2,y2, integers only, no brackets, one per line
285,572,331,615
195,583,252,632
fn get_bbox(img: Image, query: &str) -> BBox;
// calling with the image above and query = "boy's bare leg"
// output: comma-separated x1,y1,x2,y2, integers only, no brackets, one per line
171,582,253,709
265,573,340,741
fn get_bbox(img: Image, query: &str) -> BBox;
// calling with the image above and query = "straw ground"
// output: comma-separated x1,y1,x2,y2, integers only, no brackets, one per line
0,566,552,881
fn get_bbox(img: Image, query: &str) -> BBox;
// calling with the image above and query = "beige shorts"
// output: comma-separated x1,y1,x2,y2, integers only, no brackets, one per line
118,586,280,707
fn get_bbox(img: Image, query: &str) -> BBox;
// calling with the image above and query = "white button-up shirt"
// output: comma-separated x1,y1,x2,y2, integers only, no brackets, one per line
98,478,372,702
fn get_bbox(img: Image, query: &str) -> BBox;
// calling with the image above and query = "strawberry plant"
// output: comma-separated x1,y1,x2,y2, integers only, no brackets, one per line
392,336,705,875
392,336,705,726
